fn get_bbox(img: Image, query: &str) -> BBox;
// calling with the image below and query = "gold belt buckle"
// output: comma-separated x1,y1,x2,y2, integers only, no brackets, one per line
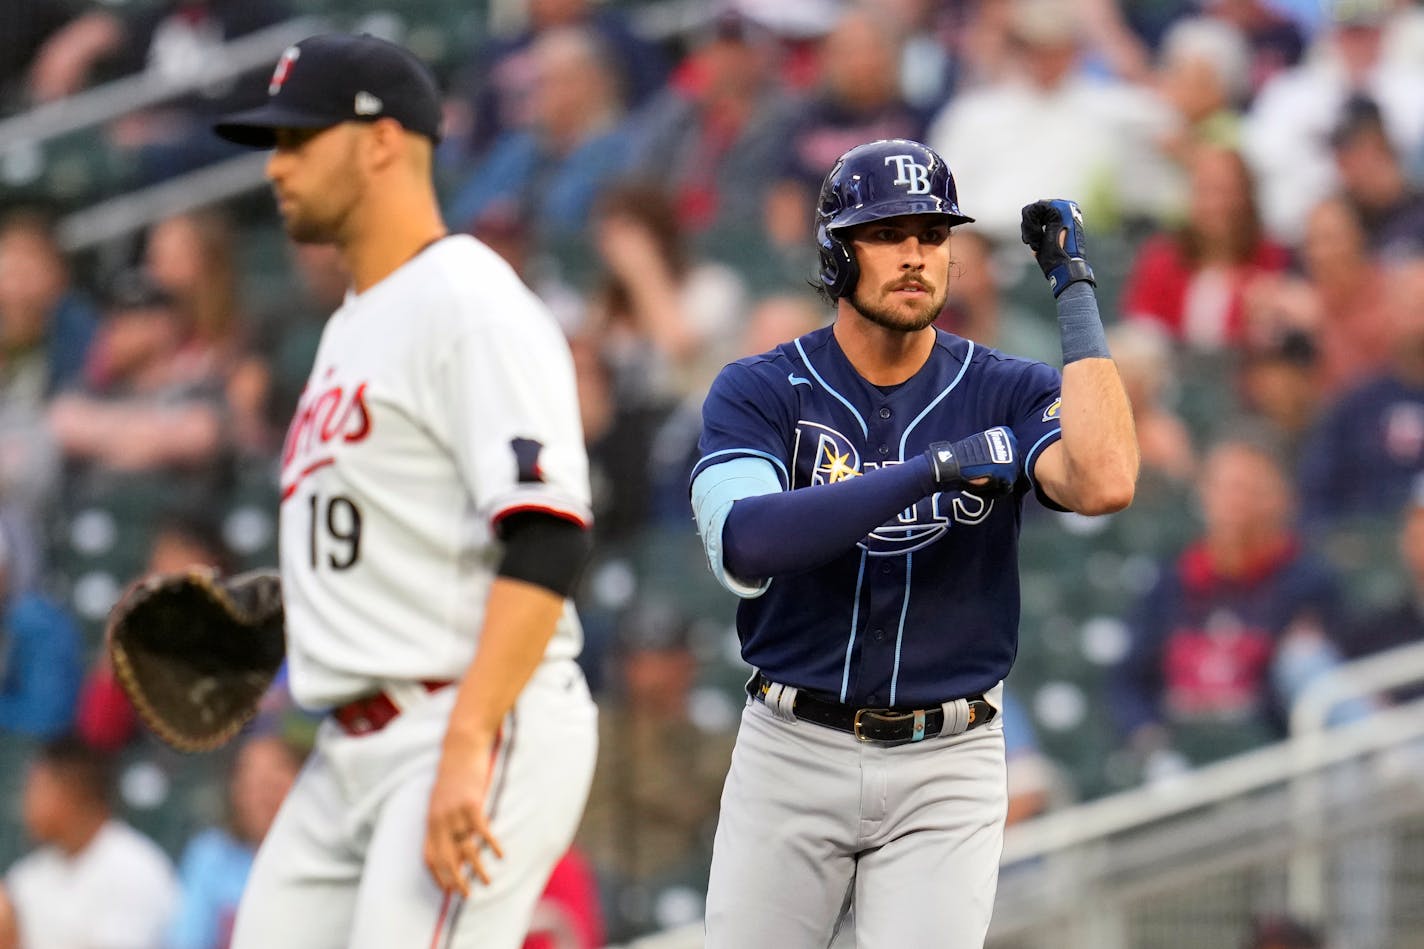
852,708,915,742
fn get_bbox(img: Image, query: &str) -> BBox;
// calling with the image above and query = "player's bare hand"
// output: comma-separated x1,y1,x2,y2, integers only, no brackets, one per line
424,734,506,898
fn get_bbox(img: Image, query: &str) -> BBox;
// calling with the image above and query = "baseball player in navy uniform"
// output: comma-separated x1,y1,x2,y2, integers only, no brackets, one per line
211,34,597,948
691,139,1139,946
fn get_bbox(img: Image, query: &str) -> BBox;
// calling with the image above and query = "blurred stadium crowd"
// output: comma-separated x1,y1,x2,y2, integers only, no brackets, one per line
2,0,1424,945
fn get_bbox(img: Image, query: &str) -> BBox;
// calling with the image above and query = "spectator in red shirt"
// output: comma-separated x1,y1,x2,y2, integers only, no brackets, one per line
1122,143,1289,350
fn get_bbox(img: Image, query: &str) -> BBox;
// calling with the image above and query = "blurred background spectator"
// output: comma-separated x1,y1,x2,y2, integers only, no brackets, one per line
1112,435,1344,773
623,11,796,241
1120,143,1287,352
927,0,1177,247
446,25,631,247
447,0,667,163
764,5,923,252
1298,255,1424,529
163,733,301,949
1242,0,1424,242
5,736,177,948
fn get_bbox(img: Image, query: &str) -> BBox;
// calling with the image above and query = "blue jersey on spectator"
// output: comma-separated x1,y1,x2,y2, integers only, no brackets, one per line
1298,375,1424,529
164,828,255,949
0,591,84,738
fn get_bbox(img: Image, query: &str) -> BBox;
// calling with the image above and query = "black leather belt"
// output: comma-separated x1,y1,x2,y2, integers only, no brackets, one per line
750,672,995,746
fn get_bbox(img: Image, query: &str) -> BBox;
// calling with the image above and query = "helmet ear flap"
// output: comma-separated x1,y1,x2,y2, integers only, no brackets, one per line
817,223,858,298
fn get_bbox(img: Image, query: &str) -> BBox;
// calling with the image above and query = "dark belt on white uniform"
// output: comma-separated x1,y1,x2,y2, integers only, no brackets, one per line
749,672,996,746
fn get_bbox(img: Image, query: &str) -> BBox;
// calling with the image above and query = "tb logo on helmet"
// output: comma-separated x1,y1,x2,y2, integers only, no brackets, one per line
884,155,931,195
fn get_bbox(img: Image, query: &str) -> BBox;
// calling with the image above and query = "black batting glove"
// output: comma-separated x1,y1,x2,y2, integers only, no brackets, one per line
925,427,1019,498
1021,199,1096,298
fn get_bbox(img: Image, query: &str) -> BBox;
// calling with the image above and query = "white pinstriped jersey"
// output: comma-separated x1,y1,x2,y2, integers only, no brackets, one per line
277,235,592,709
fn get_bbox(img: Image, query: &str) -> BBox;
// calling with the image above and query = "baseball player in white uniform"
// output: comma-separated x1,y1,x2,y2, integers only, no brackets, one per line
212,34,597,948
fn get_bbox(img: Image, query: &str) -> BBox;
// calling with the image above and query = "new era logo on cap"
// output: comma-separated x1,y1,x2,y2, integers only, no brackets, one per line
354,91,383,116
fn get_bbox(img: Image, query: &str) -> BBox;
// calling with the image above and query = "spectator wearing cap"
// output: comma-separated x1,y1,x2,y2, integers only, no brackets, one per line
1298,257,1424,530
1329,93,1424,259
622,11,799,239
926,0,1178,246
0,523,84,740
1243,0,1424,242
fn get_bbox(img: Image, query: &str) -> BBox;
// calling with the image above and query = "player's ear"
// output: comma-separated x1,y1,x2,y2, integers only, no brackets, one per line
362,117,407,171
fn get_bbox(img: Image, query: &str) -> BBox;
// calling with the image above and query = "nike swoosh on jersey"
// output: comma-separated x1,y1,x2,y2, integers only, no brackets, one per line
788,372,811,387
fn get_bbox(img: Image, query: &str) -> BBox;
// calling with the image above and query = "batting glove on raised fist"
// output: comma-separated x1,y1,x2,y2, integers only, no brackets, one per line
1021,199,1096,298
925,426,1019,498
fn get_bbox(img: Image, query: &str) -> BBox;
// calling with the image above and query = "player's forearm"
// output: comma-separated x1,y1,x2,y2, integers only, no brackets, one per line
722,456,937,579
1054,354,1138,515
444,576,566,748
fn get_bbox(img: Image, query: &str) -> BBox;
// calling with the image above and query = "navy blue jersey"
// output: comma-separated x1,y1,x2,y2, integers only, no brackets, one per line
693,324,1065,707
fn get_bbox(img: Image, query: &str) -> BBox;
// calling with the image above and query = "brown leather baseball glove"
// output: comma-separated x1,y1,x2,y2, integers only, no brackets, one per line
107,568,285,752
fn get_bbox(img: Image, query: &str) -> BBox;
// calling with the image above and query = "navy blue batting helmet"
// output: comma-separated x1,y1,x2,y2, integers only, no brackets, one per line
816,139,974,298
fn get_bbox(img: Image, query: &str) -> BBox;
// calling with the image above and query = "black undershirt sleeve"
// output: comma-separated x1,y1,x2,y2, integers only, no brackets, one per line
495,510,592,598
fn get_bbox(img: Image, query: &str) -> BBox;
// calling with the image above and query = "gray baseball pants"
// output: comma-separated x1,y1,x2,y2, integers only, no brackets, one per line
704,685,1007,948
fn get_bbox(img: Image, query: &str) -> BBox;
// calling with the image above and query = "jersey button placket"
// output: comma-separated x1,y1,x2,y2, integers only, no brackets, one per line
878,406,891,420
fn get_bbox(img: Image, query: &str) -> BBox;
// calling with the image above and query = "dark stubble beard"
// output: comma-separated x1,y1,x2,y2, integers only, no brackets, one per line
848,281,948,333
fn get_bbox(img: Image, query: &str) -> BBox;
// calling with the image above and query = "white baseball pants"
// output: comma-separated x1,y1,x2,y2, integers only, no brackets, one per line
704,688,1007,948
230,659,597,949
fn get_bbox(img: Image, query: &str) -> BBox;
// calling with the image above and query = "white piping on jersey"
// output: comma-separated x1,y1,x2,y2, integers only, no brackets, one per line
696,448,790,489
897,339,976,459
889,551,914,706
1023,426,1062,492
795,337,868,439
840,549,869,703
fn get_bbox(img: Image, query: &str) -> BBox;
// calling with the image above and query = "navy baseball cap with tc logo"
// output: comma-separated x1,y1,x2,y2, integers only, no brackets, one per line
214,33,442,148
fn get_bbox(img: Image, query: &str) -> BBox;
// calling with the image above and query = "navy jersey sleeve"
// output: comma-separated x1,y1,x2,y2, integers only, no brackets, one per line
1005,358,1066,511
691,360,795,490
